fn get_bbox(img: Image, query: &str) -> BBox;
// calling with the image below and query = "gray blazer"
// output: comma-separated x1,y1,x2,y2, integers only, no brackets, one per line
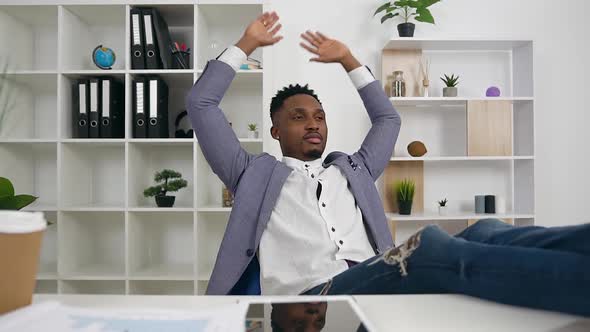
186,59,401,295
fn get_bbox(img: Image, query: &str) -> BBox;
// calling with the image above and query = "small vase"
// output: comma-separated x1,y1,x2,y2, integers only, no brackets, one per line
397,23,415,37
438,206,448,216
443,87,458,97
423,79,430,97
398,200,413,215
155,195,175,208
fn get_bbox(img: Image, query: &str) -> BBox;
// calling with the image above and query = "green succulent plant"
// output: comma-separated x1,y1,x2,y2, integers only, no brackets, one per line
441,74,460,87
394,179,415,202
143,169,188,198
248,123,258,131
374,0,440,24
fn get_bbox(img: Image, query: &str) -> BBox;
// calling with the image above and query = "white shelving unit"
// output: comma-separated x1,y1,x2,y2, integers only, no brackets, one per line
380,38,535,243
0,1,269,295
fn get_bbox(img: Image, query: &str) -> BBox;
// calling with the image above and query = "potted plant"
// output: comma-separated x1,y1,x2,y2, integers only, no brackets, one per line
0,60,17,136
143,169,188,208
441,74,459,97
394,179,415,215
247,123,259,139
374,0,440,37
0,177,37,210
438,198,448,216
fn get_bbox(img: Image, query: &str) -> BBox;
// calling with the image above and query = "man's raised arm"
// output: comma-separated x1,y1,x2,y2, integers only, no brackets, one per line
186,12,283,192
300,31,401,180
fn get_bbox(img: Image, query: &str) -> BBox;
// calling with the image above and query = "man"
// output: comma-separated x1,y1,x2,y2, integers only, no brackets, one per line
187,12,590,317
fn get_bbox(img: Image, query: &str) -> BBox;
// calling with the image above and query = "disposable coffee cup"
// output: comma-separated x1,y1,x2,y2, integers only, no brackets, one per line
0,211,46,314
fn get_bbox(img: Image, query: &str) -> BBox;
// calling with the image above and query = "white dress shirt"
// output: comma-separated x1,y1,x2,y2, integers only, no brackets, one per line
218,44,377,295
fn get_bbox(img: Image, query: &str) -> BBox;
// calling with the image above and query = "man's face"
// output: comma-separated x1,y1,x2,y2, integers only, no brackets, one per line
271,94,328,161
271,302,328,332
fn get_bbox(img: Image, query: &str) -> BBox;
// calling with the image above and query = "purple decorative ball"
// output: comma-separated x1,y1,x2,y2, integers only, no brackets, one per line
486,86,501,97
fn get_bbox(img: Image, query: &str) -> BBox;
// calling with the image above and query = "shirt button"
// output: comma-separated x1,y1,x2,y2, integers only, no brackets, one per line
305,164,309,168
246,249,254,257
331,227,335,232
322,203,326,207
339,240,344,245
311,174,315,178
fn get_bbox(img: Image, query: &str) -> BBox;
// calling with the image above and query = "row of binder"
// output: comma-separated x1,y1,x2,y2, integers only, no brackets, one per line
133,76,169,138
72,78,124,138
130,7,173,69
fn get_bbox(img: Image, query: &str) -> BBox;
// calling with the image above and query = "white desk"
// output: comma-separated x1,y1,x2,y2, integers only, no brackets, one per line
33,294,589,331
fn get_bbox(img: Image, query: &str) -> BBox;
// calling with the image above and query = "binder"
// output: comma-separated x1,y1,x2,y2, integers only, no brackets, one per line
88,79,101,138
133,78,148,138
100,78,125,138
142,8,161,69
151,8,173,69
72,80,89,138
147,77,169,138
130,7,146,69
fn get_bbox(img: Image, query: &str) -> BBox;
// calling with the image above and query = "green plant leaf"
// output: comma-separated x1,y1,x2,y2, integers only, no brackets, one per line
419,0,441,7
415,7,435,24
166,179,188,192
12,194,38,210
143,185,163,198
0,177,15,198
381,12,399,23
374,2,392,16
394,0,412,7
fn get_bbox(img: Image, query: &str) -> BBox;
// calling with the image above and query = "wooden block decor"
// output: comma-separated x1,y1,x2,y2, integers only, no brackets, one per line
383,161,424,213
381,49,423,97
467,100,513,156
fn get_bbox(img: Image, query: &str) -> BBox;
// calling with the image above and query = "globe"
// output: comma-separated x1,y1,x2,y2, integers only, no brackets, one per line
92,45,116,70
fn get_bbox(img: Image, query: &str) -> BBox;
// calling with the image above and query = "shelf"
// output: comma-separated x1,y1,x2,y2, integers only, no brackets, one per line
0,6,58,71
0,73,57,139
129,280,194,295
59,212,125,277
391,156,534,161
128,212,194,279
35,280,58,294
390,97,534,107
197,212,229,281
128,143,194,208
128,207,195,212
61,70,126,75
60,143,125,207
197,207,232,213
61,139,126,145
37,213,58,277
130,69,195,74
383,38,533,51
60,206,125,212
60,280,125,294
0,143,57,208
60,5,126,71
196,3,262,70
386,212,535,222
128,138,194,145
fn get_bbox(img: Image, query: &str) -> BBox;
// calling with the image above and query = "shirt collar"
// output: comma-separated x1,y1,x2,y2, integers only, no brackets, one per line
282,156,323,173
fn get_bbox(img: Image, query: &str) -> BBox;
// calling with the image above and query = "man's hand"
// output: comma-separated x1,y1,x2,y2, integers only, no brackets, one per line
236,11,283,56
300,31,361,72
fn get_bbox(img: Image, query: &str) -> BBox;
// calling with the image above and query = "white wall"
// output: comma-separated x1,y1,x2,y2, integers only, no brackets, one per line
264,0,590,227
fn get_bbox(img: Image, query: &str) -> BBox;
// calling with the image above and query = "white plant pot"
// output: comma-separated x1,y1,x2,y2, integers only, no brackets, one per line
247,131,259,139
443,87,458,97
438,206,448,216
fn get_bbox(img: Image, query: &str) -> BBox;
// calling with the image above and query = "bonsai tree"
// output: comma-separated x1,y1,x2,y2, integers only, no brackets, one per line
143,169,187,207
394,179,415,215
441,74,460,97
0,177,37,210
374,0,440,37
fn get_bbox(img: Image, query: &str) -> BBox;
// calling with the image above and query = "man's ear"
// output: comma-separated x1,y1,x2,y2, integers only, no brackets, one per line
270,126,279,140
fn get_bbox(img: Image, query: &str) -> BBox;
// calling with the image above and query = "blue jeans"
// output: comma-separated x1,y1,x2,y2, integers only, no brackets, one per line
302,219,590,317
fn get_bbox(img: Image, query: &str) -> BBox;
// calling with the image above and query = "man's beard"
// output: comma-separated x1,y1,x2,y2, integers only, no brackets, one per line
305,148,323,159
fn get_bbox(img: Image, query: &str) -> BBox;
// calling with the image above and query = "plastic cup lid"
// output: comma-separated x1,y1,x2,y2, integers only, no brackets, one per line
0,211,47,234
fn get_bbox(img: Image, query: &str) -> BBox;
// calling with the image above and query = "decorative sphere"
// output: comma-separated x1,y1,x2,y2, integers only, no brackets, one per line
486,86,501,97
408,141,427,157
92,45,116,70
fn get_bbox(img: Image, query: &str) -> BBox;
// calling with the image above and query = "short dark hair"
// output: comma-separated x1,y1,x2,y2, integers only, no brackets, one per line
270,84,322,122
